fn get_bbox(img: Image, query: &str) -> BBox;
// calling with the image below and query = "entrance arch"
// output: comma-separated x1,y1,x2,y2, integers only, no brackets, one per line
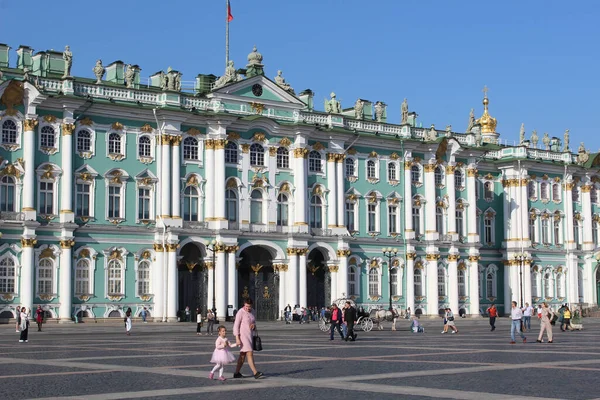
307,248,329,309
238,246,278,321
179,242,208,318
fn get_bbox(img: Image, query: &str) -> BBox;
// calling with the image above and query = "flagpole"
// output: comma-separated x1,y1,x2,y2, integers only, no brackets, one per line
225,0,230,68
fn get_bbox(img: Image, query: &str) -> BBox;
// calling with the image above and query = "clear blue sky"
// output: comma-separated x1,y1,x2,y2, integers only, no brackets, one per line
1,0,599,150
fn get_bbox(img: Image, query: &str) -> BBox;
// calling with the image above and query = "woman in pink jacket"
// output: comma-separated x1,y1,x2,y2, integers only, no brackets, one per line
233,298,263,379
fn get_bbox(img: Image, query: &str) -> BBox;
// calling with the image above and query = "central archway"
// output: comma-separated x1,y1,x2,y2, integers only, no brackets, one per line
178,242,208,319
307,248,329,309
238,246,279,321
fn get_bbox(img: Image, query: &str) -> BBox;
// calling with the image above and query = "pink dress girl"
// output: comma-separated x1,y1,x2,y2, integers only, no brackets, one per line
209,335,236,380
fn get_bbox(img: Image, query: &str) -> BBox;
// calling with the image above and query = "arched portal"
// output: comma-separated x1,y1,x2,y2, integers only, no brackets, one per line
307,248,329,309
179,242,208,318
238,246,278,321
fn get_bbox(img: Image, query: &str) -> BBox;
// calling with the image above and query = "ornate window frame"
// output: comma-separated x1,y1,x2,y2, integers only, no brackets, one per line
365,157,380,184
225,141,239,165
103,247,128,301
412,195,424,237
136,133,155,164
387,160,399,185
483,208,496,245
365,191,381,235
74,165,98,221
135,170,157,224
437,264,447,297
553,211,563,246
181,136,201,164
0,113,22,151
345,191,360,234
182,173,205,224
104,169,129,223
134,249,154,301
34,244,60,301
434,165,445,189
540,181,550,203
414,261,424,298
552,182,561,203
36,163,62,219
38,117,60,155
345,157,358,182
483,180,494,202
528,179,538,201
276,146,290,169
543,267,554,299
106,126,127,161
249,143,265,167
250,188,266,225
0,245,20,300
308,150,324,174
75,126,96,159
0,163,23,214
386,195,401,236
368,263,382,299
485,264,498,299
454,168,465,191
74,247,98,300
410,163,423,187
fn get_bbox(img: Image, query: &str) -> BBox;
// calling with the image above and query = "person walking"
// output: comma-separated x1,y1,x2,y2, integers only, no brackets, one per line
284,304,291,324
206,309,215,335
35,305,43,332
124,308,132,335
196,308,203,336
561,305,572,332
510,301,526,344
209,325,237,381
522,302,533,332
15,305,21,333
233,298,263,379
185,306,191,322
442,308,458,334
486,304,498,331
537,302,554,343
18,307,29,343
329,304,345,341
343,301,357,341
141,307,148,323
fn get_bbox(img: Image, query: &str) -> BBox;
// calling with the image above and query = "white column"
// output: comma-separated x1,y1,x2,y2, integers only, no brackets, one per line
278,264,286,318
329,266,338,305
582,185,593,250
466,168,478,243
446,166,456,237
207,262,214,313
509,184,520,240
337,250,349,298
153,245,164,321
404,163,413,236
564,182,575,250
60,123,75,222
468,256,480,316
167,244,178,321
160,135,171,218
171,137,181,219
336,157,345,227
327,153,337,228
215,248,227,319
583,258,594,304
213,139,227,228
58,239,74,322
299,249,308,308
20,238,36,312
567,254,579,305
523,261,532,306
520,179,530,242
21,119,37,218
287,249,298,306
205,140,215,221
227,248,237,311
405,254,415,313
424,164,436,240
293,148,308,228
425,254,438,316
447,255,459,315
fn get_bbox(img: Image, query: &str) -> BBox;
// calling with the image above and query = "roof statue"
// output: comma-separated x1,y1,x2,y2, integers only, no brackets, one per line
374,101,385,122
325,92,341,114
577,142,590,165
213,60,240,89
466,108,475,132
519,123,525,145
274,70,294,94
445,125,452,137
247,45,263,66
246,45,264,77
401,98,409,124
93,60,105,84
62,45,72,78
354,99,364,120
425,124,437,141
563,129,570,151
476,86,497,134
542,132,550,150
125,64,135,88
531,130,538,148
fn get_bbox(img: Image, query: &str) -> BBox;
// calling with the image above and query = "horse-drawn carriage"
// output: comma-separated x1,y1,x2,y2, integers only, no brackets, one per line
318,298,400,332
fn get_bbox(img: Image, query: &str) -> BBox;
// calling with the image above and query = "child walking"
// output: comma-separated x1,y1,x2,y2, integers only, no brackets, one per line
209,325,237,381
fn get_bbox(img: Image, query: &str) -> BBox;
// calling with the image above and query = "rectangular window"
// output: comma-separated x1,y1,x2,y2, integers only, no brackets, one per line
456,210,464,237
388,205,397,234
345,202,355,232
76,183,91,217
368,204,377,232
484,218,493,243
458,271,466,297
529,219,537,243
412,207,421,236
0,179,15,212
541,218,549,244
38,267,52,294
414,271,422,297
39,181,54,215
108,185,121,219
138,188,151,220
75,267,89,295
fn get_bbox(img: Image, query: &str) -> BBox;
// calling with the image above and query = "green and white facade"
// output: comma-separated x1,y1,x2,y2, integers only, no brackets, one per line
1,41,600,321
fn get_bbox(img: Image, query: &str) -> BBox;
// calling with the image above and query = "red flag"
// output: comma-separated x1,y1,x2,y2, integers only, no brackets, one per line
227,0,233,22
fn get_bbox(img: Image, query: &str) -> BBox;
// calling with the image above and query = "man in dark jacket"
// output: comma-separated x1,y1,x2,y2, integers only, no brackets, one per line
329,304,345,341
343,301,357,341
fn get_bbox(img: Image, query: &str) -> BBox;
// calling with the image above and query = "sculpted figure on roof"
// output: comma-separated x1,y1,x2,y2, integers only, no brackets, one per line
274,70,294,94
214,60,240,89
354,99,364,120
401,98,409,124
62,45,73,78
93,60,105,84
325,92,341,114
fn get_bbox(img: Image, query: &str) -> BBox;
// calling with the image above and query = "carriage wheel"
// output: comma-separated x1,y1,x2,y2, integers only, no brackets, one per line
318,318,330,332
362,318,374,332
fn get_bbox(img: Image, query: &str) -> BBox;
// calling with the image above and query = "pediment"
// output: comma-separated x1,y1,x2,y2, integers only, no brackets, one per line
209,75,305,109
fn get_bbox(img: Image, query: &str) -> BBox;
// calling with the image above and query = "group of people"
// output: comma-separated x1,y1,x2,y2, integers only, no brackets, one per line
283,304,320,324
14,305,45,343
328,302,359,342
195,308,217,336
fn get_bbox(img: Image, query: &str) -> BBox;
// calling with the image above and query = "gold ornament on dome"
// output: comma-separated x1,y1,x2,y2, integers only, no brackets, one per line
369,151,378,158
346,147,357,155
111,122,124,131
250,102,265,115
390,152,399,160
476,86,497,134
312,142,325,151
279,183,290,193
279,137,292,147
140,124,154,133
43,115,57,123
252,132,266,142
241,144,250,153
1,80,24,115
40,247,56,260
227,132,240,140
79,117,94,126
187,128,201,136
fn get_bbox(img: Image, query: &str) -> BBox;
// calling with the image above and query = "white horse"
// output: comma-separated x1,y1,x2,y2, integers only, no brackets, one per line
372,309,399,330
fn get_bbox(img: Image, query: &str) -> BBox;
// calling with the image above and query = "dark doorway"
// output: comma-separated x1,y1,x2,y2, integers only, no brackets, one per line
307,249,328,309
238,246,278,321
179,243,208,318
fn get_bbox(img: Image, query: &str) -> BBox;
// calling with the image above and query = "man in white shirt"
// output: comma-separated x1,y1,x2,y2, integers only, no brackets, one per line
522,302,534,332
510,301,526,344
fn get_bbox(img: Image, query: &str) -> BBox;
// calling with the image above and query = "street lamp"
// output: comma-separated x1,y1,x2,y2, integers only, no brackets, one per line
207,239,220,317
382,247,398,311
514,253,528,308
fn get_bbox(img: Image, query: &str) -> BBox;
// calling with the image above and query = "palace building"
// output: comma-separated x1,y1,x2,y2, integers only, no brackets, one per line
0,41,599,322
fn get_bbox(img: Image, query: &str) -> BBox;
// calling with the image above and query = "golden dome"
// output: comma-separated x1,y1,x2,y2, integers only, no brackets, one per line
476,87,497,134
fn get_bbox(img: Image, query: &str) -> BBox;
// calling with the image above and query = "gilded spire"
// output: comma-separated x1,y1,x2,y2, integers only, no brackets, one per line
476,85,497,134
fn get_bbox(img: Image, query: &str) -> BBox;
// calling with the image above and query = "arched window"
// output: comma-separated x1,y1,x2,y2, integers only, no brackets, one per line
390,268,398,296
540,182,549,201
1,119,17,144
225,189,238,222
40,126,55,148
434,166,444,186
414,269,422,297
544,272,553,298
531,271,539,297
483,211,495,244
455,170,464,188
552,183,561,202
411,165,420,184
436,207,444,235
0,176,16,212
345,158,356,177
0,256,16,294
108,184,122,219
250,190,263,224
76,129,92,152
37,258,53,295
108,133,122,154
484,182,494,200
366,160,376,179
183,186,200,221
486,272,494,297
225,141,238,164
308,151,322,172
183,137,199,160
529,212,537,243
75,259,90,295
541,216,549,244
368,268,379,297
528,181,536,198
138,136,151,157
556,272,564,298
458,269,466,297
554,214,562,245
277,193,288,226
137,260,151,296
276,147,289,169
387,162,397,181
309,195,323,228
348,266,357,295
107,259,123,295
138,187,151,220
437,266,446,296
250,143,264,166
